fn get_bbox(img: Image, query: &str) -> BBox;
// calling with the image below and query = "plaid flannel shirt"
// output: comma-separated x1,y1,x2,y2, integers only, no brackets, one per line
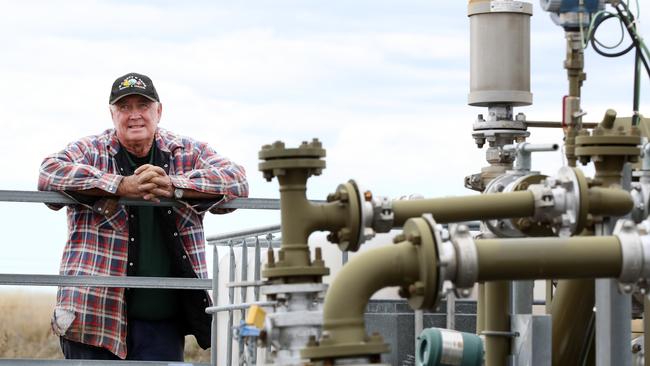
38,128,249,358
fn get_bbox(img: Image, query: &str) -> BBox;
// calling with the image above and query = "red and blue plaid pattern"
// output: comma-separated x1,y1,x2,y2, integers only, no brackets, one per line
39,128,249,358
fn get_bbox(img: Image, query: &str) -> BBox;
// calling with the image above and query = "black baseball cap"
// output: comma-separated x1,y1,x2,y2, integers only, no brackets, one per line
109,72,160,104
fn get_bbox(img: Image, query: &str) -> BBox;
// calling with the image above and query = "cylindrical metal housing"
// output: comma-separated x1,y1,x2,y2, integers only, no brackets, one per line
416,328,483,366
468,1,533,106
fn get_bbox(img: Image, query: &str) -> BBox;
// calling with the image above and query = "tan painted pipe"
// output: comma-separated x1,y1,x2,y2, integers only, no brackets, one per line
321,241,420,345
392,191,536,226
594,158,630,187
476,236,622,281
588,187,633,216
485,281,510,366
552,279,595,366
645,295,650,366
277,170,347,268
392,185,632,229
477,283,486,333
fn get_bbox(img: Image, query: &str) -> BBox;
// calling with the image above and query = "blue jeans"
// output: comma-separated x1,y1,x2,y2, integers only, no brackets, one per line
60,318,185,361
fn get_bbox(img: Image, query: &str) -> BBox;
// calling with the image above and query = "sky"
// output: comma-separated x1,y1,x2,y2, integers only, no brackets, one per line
0,0,648,284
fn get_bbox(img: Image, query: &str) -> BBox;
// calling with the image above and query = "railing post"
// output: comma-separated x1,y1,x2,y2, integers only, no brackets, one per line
211,243,219,366
227,240,236,366
241,238,248,318
254,236,261,301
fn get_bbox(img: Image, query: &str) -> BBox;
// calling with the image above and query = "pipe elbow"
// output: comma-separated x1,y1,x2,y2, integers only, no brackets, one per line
322,242,420,344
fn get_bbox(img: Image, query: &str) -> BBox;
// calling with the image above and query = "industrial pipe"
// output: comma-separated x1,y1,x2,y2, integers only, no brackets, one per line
588,187,634,216
392,191,535,226
304,217,634,364
475,236,622,281
484,281,510,366
276,168,347,271
551,279,595,366
322,242,419,344
392,186,632,230
301,241,422,362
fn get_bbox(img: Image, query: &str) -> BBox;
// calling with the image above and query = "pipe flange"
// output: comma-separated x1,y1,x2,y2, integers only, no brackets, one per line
449,224,478,297
352,180,377,248
637,220,650,294
614,219,645,293
530,167,588,236
261,283,328,296
259,139,325,160
631,181,650,223
558,166,588,236
327,180,362,252
300,332,390,361
371,195,394,233
484,172,553,237
258,139,326,181
404,215,441,310
268,310,323,328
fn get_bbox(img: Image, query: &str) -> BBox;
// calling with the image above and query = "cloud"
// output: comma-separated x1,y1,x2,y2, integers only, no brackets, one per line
0,0,649,277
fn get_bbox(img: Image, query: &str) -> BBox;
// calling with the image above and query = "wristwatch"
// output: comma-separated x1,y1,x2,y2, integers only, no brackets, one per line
174,188,184,200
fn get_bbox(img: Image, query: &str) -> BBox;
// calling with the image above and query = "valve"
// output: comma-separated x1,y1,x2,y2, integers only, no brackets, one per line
631,139,650,223
234,305,266,366
528,166,588,237
502,142,559,172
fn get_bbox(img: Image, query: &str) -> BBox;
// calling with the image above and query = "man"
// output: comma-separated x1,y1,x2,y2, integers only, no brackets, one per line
38,72,249,361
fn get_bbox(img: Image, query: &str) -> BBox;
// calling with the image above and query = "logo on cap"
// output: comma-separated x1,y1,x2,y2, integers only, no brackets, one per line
118,76,147,91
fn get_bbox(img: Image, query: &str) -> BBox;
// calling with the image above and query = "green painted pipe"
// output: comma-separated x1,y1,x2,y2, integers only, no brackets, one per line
321,241,420,345
392,191,536,226
417,328,483,366
475,236,622,281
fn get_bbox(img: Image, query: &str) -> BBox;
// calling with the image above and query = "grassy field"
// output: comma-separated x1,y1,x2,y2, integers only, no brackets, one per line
0,291,210,362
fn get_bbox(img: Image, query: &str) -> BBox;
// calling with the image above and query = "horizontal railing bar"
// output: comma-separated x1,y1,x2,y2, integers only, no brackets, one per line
0,274,212,290
205,301,277,314
0,360,209,366
206,224,281,242
0,190,326,210
226,281,267,288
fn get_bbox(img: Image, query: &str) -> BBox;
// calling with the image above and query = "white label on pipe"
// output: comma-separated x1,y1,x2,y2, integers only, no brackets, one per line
440,329,464,365
490,0,525,12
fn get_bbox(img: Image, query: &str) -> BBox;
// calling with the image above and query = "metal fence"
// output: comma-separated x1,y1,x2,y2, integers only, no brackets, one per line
206,225,282,366
0,190,283,366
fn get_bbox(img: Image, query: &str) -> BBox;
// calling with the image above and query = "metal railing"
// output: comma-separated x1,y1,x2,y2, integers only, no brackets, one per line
0,190,477,365
206,227,282,366
0,190,284,366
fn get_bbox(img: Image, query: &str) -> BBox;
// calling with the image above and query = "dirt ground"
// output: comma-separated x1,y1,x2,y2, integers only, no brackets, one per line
0,290,210,362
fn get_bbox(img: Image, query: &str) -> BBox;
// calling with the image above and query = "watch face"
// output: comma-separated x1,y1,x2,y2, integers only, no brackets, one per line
175,189,183,199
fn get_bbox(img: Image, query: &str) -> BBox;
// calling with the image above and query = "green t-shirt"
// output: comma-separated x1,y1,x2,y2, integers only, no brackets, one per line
124,144,178,320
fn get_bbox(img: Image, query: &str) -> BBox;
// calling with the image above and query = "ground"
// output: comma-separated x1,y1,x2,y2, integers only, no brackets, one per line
0,291,210,362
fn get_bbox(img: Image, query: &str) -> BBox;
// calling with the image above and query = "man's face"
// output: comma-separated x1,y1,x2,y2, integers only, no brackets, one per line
110,95,162,147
